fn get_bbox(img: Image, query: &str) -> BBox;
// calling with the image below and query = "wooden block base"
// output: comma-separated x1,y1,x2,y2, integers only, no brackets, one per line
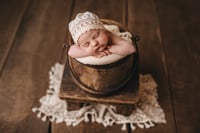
59,61,140,106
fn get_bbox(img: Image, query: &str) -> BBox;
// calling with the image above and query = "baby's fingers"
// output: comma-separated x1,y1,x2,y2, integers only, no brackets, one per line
104,50,112,55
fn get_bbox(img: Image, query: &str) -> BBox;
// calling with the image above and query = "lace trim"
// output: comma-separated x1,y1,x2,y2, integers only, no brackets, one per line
32,63,166,131
69,12,105,43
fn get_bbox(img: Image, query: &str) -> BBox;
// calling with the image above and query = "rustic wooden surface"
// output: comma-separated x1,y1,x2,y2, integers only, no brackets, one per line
0,0,199,133
67,55,135,95
59,58,139,105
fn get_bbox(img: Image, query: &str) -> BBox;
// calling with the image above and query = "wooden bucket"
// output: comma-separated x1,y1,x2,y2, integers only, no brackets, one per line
67,19,139,96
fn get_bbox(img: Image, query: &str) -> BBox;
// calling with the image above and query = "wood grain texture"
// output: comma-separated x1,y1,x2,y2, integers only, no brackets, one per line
0,0,72,132
0,0,29,75
156,0,200,133
127,0,176,132
53,0,130,132
60,59,139,105
68,55,135,95
72,0,126,25
52,122,128,133
0,0,199,132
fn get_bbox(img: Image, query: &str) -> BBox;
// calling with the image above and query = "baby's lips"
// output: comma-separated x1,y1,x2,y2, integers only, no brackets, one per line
97,45,106,52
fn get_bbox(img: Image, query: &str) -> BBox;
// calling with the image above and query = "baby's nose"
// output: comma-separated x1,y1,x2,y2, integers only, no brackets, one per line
91,40,98,47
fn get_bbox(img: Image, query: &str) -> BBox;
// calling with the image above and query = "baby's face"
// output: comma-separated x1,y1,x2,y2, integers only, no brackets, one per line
77,29,109,55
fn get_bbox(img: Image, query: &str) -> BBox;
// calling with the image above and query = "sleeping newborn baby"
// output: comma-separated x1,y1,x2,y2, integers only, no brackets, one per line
68,11,136,58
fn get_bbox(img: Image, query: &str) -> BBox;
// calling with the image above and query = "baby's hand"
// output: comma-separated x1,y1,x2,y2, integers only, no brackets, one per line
95,49,112,58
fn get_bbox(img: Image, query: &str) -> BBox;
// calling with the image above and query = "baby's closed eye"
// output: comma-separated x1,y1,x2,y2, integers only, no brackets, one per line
92,31,100,39
81,42,90,47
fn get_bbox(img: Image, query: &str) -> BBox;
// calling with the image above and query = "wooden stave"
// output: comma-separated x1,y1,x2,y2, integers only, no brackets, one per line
67,19,139,96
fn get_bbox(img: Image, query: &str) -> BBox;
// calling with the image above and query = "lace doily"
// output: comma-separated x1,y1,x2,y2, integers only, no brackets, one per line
32,63,166,131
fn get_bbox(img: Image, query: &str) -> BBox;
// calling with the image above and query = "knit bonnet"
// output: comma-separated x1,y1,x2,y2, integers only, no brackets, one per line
69,11,105,43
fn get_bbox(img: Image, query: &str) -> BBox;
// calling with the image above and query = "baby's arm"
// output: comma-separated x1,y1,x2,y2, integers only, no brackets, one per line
68,45,111,58
109,35,136,56
68,45,91,58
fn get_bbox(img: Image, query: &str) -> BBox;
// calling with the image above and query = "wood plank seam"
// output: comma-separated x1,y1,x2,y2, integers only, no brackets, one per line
0,0,30,77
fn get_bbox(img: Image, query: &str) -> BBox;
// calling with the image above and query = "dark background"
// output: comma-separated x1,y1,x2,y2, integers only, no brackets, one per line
0,0,199,133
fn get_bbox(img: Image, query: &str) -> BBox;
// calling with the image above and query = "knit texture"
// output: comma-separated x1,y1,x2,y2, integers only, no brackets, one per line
69,11,105,43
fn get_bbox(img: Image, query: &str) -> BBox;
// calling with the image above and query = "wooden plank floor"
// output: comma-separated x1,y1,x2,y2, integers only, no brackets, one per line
0,0,199,133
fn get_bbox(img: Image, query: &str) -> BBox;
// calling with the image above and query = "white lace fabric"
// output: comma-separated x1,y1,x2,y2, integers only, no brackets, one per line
32,63,166,131
69,11,105,43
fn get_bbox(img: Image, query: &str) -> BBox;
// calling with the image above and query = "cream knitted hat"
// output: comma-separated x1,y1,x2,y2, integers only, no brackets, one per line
69,11,105,43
